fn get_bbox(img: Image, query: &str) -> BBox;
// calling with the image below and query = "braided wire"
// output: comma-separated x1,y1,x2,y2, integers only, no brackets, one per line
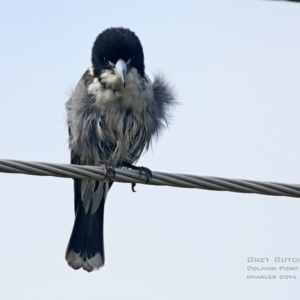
0,159,299,198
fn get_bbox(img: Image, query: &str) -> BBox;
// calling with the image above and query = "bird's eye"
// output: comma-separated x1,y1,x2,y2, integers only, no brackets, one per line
103,57,115,68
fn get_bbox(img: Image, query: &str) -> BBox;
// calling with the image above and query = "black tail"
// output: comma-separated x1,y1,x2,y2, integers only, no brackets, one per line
65,178,112,272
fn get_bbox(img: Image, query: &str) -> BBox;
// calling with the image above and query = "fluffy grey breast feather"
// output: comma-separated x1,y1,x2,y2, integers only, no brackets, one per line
66,70,176,214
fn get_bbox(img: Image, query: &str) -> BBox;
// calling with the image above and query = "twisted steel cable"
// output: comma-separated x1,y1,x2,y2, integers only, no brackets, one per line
0,158,300,198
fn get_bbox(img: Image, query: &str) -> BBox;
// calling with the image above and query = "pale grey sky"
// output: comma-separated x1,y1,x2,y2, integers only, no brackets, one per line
0,0,300,299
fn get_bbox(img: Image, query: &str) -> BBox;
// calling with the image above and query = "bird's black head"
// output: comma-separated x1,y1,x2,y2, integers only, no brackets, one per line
91,27,145,79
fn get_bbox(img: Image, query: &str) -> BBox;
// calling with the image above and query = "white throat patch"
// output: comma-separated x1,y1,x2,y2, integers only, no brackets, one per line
87,67,153,113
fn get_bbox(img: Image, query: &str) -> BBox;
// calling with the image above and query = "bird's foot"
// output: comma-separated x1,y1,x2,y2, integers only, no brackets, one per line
101,163,115,180
135,166,153,183
121,162,152,192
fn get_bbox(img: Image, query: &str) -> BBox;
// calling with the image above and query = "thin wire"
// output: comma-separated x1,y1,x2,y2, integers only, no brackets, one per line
0,158,300,198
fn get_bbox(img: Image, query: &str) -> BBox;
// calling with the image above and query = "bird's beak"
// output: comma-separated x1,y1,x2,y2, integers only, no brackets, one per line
114,59,127,87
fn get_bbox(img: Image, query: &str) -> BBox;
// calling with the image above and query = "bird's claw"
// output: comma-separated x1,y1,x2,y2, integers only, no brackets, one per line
131,183,136,192
101,163,115,180
136,166,152,184
130,167,151,192
121,162,152,192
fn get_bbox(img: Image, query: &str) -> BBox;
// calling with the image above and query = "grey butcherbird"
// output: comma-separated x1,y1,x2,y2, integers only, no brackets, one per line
65,27,177,272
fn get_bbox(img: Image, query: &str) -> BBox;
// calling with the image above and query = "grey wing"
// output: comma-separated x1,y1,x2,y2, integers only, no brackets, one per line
65,71,111,271
66,70,108,214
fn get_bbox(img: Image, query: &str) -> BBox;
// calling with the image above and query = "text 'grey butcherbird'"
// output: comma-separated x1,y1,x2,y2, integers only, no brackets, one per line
65,27,177,272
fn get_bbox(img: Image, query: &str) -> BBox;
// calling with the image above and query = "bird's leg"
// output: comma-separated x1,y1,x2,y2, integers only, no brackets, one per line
121,162,152,192
100,163,115,180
